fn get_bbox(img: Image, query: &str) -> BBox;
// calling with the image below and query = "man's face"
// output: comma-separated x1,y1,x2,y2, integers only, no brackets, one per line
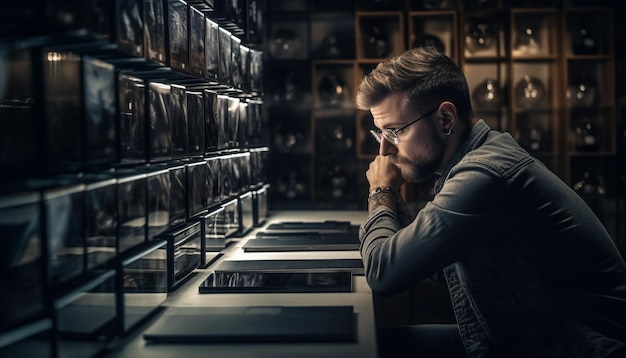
370,92,445,183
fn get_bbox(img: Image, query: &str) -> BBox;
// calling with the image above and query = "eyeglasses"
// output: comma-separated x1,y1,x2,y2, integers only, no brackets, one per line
369,104,440,145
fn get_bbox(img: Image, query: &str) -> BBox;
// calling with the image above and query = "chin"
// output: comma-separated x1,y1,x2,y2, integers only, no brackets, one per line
401,166,434,184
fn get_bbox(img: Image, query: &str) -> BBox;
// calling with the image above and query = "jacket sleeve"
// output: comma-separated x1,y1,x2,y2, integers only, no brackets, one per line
358,165,516,296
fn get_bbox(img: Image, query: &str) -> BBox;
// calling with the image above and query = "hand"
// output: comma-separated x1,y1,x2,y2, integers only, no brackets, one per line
366,155,404,191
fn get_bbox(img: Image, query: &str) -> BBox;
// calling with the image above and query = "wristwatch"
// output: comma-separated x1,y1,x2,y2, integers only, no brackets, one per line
368,186,394,200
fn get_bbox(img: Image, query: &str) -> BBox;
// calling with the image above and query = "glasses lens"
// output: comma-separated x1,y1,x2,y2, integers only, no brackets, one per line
382,130,399,145
369,129,382,144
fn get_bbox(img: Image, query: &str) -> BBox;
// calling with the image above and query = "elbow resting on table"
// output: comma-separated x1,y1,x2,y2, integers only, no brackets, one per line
364,271,402,297
362,254,404,297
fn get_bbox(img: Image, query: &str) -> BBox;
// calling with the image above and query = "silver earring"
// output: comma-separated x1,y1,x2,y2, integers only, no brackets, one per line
443,127,453,136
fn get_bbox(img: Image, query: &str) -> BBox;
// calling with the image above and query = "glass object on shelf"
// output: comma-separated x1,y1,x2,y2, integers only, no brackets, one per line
273,123,307,153
412,33,445,54
273,71,302,103
318,73,347,107
515,75,546,109
416,0,446,9
472,79,502,108
514,20,541,55
465,0,497,9
518,123,544,152
319,34,344,59
271,28,301,59
566,76,598,108
276,169,307,200
465,22,495,53
573,170,606,196
319,122,354,154
572,25,599,55
364,24,390,59
361,0,392,10
574,117,600,151
322,164,349,199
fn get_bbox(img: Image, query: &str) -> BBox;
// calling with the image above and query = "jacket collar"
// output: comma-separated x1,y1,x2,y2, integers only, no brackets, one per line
434,119,491,194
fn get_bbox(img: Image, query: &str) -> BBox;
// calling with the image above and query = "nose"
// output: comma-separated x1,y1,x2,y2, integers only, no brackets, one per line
378,138,398,156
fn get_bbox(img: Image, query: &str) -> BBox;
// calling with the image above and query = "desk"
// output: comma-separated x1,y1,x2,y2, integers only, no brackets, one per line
104,210,378,358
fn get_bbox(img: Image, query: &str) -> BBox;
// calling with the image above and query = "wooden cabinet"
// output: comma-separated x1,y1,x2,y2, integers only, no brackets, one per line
509,8,560,172
561,6,617,238
264,1,620,226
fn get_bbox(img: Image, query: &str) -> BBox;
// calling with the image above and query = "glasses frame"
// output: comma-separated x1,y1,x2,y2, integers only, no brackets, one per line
369,104,441,145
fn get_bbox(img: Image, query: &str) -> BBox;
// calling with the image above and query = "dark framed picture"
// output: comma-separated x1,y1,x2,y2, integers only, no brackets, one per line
0,190,44,331
82,56,117,166
115,0,144,57
144,0,166,65
203,89,218,152
85,177,117,269
168,0,189,72
187,160,210,219
168,164,187,228
189,5,206,77
148,81,172,161
218,27,232,87
249,48,263,94
44,183,86,285
227,96,239,148
43,49,83,171
231,35,242,90
147,168,171,240
169,83,188,157
187,89,204,155
216,93,229,149
116,172,147,253
205,18,219,81
117,73,147,163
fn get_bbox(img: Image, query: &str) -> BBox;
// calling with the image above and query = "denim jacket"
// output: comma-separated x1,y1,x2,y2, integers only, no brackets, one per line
359,120,626,357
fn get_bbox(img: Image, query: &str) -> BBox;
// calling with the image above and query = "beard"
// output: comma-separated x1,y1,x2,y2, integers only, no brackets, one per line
392,124,445,183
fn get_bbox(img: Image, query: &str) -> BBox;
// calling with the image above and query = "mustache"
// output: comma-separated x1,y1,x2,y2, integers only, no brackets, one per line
389,154,410,166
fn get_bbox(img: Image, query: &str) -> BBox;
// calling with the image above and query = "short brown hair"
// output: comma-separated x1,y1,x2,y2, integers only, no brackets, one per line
355,46,473,124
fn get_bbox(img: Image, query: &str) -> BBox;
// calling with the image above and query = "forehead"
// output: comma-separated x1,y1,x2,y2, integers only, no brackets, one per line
370,92,412,127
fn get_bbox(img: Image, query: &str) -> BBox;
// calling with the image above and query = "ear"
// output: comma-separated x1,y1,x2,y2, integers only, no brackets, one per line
438,101,457,131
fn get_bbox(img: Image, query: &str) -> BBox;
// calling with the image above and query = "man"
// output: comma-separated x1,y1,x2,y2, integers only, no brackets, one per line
356,46,626,357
